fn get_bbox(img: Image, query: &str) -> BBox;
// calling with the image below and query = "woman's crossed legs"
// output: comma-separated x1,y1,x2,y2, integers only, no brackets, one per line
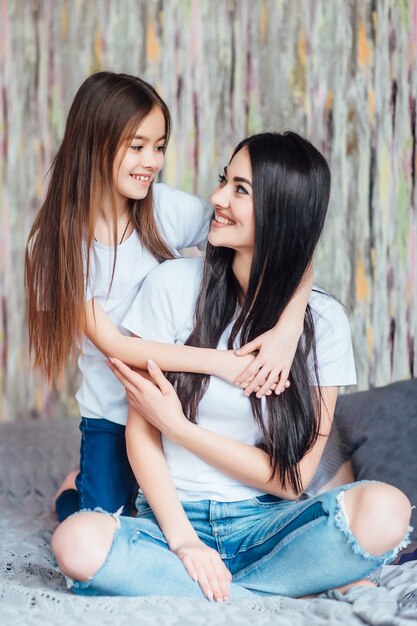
52,481,412,600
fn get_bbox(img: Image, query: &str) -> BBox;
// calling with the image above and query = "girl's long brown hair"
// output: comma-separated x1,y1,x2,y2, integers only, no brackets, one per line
25,72,173,384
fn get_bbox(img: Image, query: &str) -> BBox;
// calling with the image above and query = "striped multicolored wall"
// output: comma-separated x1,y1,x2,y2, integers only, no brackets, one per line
0,0,416,420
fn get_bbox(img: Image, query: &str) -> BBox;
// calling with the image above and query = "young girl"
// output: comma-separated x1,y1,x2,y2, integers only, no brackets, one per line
52,132,412,600
25,73,311,522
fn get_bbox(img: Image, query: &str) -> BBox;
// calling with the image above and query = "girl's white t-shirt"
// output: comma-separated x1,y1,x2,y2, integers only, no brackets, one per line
122,256,357,503
76,184,212,425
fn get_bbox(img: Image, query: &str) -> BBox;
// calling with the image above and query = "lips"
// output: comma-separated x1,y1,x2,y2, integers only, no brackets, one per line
213,210,236,225
130,173,152,182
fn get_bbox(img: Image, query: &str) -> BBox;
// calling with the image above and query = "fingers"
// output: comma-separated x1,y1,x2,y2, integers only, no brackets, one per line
107,361,142,396
108,358,146,389
200,557,230,602
275,369,290,395
243,365,274,397
180,553,231,602
255,371,281,398
181,553,198,583
212,556,232,601
234,360,261,386
239,372,291,398
234,338,261,358
108,357,173,397
146,359,175,396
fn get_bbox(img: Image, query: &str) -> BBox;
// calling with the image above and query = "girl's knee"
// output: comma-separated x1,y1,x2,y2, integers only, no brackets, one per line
342,482,411,556
51,512,117,581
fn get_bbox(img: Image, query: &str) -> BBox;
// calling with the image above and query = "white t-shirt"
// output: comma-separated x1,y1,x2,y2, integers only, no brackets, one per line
122,256,357,502
76,184,212,425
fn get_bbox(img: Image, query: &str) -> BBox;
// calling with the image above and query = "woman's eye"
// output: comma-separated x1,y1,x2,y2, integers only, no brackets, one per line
218,174,226,185
131,145,142,151
236,185,248,195
156,145,166,152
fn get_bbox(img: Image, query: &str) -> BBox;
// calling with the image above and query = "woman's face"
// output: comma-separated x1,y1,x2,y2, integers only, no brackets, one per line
113,107,166,203
208,147,255,252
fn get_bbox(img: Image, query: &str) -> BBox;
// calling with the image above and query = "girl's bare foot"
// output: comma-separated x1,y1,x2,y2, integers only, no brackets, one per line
52,469,79,514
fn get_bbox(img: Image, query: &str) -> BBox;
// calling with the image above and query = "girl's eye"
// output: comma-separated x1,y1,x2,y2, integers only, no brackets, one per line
131,145,142,151
218,174,226,185
156,145,166,152
236,185,248,195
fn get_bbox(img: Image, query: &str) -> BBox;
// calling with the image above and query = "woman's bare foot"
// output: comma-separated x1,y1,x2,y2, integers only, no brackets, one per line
301,579,376,599
52,469,79,514
335,579,376,594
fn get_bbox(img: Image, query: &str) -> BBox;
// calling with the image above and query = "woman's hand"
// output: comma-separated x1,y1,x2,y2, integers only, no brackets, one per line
173,538,231,602
234,324,301,398
107,357,188,440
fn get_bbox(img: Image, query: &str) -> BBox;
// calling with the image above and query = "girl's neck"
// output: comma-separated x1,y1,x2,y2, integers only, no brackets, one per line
101,192,129,221
94,194,132,246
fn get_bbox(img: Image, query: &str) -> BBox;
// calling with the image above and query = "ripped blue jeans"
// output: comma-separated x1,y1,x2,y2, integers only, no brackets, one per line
69,482,411,599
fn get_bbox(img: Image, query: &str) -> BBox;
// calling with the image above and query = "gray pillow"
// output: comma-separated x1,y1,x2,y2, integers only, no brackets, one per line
334,379,417,541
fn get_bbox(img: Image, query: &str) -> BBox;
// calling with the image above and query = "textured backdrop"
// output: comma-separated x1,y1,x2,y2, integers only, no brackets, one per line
0,0,416,420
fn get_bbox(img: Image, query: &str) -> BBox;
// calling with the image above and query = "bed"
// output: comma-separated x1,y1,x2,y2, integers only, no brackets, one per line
1,380,417,625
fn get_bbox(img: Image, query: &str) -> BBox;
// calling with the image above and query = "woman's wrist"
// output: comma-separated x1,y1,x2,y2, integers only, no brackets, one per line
167,526,200,552
168,415,195,445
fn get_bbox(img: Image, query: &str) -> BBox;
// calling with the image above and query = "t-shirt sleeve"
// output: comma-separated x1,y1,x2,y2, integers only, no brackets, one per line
121,258,200,344
153,183,212,252
122,264,177,343
308,293,357,387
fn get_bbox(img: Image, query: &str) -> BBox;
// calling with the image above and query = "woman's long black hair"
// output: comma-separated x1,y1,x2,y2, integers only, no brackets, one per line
168,132,331,494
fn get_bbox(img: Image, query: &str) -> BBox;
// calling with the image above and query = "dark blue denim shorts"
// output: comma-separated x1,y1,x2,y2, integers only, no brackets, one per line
55,417,136,522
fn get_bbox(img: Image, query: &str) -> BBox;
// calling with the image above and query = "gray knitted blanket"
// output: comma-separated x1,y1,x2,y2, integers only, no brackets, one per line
0,420,416,625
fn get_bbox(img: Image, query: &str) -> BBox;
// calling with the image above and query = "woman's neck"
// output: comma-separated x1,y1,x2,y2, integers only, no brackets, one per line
232,250,253,295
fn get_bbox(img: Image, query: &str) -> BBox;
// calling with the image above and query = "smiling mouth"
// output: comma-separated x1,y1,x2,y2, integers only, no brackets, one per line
214,211,235,225
131,174,152,182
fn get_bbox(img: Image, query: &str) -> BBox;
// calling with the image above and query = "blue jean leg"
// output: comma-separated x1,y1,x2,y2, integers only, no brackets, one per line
67,483,412,599
70,513,253,601
231,484,410,596
55,418,137,522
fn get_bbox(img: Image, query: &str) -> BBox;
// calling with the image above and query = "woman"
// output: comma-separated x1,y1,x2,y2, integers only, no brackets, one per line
52,132,412,602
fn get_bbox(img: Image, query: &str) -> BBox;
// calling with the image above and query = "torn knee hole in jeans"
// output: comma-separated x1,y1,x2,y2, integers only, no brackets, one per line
334,490,413,561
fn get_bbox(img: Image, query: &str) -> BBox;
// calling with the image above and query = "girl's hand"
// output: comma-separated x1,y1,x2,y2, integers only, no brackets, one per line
174,539,231,602
107,357,187,439
234,325,302,398
215,351,255,386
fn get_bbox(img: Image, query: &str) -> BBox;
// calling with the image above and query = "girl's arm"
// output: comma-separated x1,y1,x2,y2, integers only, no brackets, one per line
234,264,313,396
110,358,337,501
125,408,231,602
85,300,253,386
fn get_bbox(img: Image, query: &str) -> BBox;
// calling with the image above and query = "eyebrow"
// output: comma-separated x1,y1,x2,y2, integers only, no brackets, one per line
223,166,252,187
133,135,166,142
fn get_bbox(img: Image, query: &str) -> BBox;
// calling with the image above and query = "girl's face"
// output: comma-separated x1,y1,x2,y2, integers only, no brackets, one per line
113,107,166,204
208,147,255,252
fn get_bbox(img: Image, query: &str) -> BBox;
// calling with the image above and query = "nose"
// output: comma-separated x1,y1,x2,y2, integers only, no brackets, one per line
211,185,230,209
140,147,160,170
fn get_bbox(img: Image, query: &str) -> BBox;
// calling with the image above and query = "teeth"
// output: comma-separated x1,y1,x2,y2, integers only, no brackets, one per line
215,212,235,225
131,174,151,181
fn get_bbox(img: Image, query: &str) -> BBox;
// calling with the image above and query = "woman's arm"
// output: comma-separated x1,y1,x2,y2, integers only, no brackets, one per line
235,264,313,395
85,299,253,385
125,408,231,601
111,358,337,501
170,386,338,500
